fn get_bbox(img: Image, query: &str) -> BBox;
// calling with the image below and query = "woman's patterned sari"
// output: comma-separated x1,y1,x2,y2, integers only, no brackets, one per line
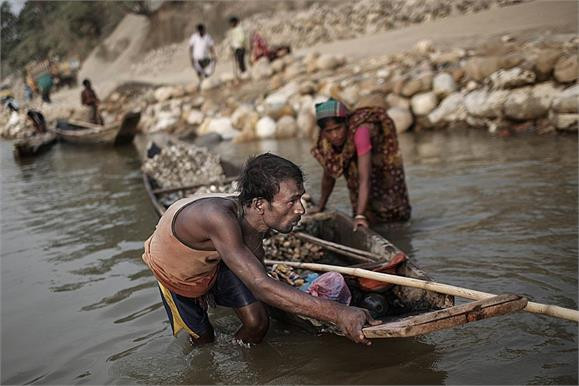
312,106,411,223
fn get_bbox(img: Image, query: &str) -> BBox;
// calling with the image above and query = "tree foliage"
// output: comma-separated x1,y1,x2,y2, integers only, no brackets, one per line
1,1,138,78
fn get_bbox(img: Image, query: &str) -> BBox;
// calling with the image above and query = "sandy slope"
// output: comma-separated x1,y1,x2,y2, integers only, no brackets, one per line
52,0,577,107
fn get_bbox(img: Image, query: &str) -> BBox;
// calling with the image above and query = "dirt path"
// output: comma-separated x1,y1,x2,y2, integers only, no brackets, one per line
52,0,577,107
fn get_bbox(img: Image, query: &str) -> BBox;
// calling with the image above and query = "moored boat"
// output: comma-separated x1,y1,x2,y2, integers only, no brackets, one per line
13,132,57,159
49,111,141,145
141,143,527,338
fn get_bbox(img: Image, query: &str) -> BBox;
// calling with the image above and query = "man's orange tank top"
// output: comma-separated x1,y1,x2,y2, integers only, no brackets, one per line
142,193,237,298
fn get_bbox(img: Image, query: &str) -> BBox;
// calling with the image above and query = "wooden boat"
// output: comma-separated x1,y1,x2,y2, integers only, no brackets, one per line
49,111,141,145
141,147,527,338
13,132,57,158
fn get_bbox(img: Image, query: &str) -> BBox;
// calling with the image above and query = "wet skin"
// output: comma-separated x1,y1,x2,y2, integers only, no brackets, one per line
174,178,379,346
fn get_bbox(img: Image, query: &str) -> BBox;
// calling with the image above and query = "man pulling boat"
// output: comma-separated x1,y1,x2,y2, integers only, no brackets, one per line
142,153,380,346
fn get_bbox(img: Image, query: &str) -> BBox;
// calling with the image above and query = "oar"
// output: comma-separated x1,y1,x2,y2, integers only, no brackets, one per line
263,259,579,323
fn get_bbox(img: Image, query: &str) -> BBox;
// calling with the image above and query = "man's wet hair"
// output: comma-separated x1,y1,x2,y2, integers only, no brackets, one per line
197,24,205,33
238,153,304,207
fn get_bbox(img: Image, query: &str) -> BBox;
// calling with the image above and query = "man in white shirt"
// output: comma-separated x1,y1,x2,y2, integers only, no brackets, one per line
188,24,217,81
228,17,247,76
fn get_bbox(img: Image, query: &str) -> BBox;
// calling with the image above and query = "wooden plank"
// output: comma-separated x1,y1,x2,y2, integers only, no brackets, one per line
363,294,527,338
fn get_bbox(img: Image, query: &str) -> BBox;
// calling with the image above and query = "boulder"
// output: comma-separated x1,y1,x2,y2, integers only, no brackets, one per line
552,113,578,131
489,67,536,89
231,104,255,129
318,82,340,99
285,63,305,79
430,48,466,65
154,86,175,102
316,54,340,71
186,110,204,125
297,109,317,140
386,93,410,110
150,111,179,132
276,115,298,138
464,89,509,118
263,93,295,120
401,72,432,97
387,107,413,133
339,85,360,107
410,92,438,116
463,56,501,82
299,81,317,95
554,56,578,83
504,85,553,121
552,84,579,113
534,49,561,77
271,58,286,73
428,92,466,125
205,117,238,140
355,93,387,110
201,99,219,116
251,57,273,80
432,72,457,97
499,53,525,69
256,116,277,139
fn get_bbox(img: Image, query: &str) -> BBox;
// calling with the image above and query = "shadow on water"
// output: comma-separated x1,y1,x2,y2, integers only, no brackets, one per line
106,312,447,385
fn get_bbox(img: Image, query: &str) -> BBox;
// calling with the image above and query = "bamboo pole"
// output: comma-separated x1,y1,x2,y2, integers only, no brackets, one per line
263,259,579,323
293,232,381,262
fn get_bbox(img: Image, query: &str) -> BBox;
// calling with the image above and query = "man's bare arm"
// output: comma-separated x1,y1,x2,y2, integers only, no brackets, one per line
187,203,379,344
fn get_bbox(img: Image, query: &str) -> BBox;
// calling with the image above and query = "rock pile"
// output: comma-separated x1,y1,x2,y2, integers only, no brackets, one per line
263,232,325,263
142,143,225,189
126,33,576,140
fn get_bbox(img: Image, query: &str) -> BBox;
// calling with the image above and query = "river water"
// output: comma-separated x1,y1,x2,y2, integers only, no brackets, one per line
1,130,577,385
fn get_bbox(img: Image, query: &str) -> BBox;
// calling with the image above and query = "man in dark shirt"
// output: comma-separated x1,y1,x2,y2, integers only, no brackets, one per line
81,79,103,125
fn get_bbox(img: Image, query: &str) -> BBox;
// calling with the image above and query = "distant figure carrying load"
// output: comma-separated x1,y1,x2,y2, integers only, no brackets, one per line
228,17,247,75
188,24,217,82
250,31,291,64
81,79,103,125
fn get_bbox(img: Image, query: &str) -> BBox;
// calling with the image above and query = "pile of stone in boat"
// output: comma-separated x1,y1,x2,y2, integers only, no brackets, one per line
263,232,324,263
142,143,225,189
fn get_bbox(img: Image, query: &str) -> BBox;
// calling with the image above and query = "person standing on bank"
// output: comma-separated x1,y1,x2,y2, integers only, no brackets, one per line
188,24,217,82
310,98,411,230
142,153,379,346
81,79,103,125
228,16,247,76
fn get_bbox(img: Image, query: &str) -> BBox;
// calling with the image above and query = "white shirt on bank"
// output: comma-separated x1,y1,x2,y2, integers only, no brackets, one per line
189,32,214,60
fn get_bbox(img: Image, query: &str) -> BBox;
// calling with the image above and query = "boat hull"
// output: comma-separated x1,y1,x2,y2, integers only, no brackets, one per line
49,112,140,145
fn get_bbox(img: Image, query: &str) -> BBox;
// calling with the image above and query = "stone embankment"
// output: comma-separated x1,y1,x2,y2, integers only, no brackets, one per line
121,34,577,142
2,33,576,140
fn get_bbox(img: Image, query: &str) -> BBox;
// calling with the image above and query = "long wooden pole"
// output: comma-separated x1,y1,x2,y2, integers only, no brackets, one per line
293,232,381,262
263,259,579,323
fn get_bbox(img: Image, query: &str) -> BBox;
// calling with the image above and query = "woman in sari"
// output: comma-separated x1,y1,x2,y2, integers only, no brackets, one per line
310,98,411,230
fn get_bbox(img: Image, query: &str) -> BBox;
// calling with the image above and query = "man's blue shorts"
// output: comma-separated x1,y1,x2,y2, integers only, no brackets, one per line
157,262,257,339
